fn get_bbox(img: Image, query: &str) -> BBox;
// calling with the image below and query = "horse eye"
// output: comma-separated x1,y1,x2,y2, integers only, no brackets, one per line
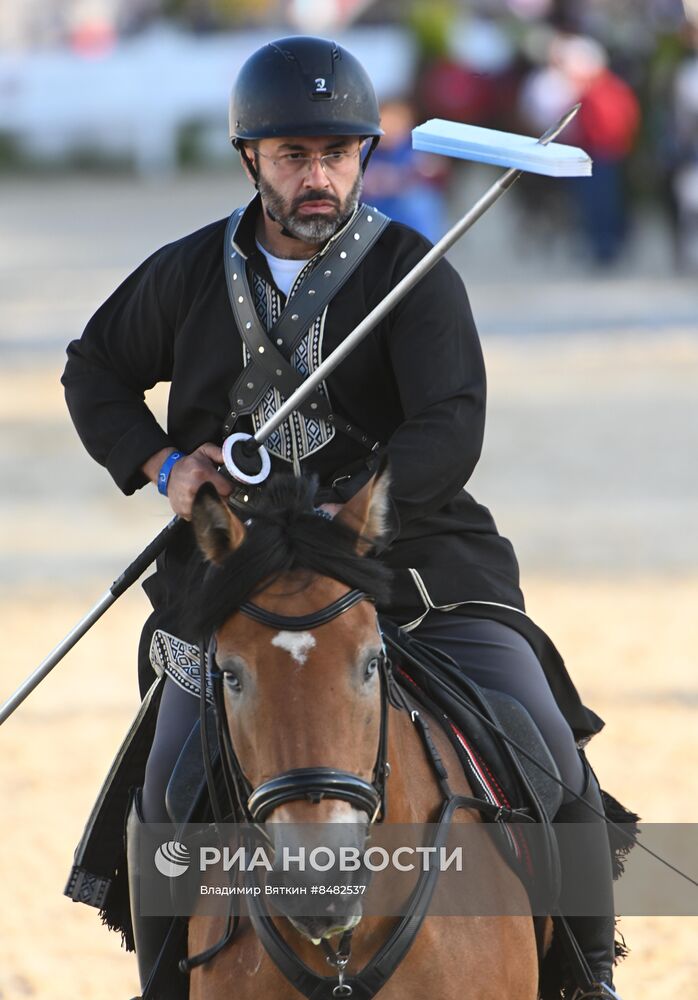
224,671,243,693
364,657,380,681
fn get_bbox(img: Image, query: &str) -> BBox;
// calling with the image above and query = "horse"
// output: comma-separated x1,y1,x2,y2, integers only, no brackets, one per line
182,469,548,999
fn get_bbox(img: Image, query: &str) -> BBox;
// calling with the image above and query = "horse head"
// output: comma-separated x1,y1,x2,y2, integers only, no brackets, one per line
189,469,392,942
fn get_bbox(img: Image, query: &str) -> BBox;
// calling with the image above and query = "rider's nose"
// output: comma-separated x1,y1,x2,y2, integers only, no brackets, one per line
304,157,330,187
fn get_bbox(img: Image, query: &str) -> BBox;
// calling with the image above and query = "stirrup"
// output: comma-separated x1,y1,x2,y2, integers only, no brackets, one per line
572,984,623,1000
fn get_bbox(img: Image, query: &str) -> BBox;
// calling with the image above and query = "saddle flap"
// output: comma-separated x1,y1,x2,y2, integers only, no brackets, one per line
383,625,563,904
480,689,564,821
165,712,219,826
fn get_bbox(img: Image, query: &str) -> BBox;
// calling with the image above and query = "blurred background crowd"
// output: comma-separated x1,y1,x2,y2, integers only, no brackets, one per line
1,0,698,271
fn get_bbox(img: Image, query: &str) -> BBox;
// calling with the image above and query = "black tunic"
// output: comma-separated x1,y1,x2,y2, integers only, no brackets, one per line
62,196,601,738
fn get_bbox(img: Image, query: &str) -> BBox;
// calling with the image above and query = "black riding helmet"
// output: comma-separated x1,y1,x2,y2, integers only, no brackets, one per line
229,36,383,181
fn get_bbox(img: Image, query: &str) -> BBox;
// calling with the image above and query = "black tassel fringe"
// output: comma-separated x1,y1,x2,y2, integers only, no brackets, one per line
98,847,135,953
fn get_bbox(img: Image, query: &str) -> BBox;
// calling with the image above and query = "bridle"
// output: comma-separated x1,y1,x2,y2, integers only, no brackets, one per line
188,585,509,998
187,585,392,993
203,587,391,829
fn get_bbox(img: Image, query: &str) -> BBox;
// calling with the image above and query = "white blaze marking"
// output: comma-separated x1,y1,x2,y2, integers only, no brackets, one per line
271,630,316,665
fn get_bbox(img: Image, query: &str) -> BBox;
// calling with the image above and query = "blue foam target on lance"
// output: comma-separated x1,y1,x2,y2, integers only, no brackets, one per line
412,118,592,177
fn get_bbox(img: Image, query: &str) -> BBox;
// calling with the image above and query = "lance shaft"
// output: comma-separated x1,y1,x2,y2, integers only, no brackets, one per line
0,517,182,725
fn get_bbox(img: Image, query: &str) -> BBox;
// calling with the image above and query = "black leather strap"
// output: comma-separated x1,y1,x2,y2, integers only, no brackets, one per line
552,913,597,993
222,204,388,451
247,767,382,823
238,588,368,631
244,794,474,1000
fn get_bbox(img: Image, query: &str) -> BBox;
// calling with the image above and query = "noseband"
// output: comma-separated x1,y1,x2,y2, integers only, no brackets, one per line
202,588,391,827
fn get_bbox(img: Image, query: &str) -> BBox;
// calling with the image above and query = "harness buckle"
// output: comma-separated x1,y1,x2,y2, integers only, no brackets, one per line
327,947,353,997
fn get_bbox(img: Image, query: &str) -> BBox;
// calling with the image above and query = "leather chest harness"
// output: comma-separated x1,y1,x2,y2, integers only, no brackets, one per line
221,204,389,459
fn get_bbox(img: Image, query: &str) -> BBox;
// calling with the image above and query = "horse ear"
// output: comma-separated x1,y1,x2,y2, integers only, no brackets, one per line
191,483,246,564
335,464,392,554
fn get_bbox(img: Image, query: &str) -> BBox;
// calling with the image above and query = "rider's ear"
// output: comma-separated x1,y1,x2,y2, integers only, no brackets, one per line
335,463,392,555
191,483,246,564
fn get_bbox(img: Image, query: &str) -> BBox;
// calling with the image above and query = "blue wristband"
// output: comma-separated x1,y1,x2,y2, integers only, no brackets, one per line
157,451,185,496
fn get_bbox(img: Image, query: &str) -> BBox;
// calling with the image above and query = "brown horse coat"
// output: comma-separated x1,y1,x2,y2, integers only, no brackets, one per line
187,474,546,999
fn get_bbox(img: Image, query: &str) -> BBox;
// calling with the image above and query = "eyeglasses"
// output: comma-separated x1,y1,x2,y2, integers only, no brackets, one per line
253,146,362,178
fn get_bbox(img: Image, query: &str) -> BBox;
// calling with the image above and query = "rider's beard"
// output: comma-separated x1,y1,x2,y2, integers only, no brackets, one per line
257,170,363,245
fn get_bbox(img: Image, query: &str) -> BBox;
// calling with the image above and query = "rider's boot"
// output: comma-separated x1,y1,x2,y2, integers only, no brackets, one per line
126,788,172,995
554,756,623,1000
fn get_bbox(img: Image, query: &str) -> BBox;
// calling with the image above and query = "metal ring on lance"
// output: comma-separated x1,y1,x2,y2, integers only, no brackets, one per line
222,431,271,485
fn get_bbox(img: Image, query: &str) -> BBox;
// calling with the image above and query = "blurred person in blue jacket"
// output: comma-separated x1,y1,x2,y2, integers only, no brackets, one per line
361,97,450,243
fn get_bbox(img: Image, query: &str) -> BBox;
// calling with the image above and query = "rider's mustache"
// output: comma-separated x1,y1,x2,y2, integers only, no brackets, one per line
292,190,341,211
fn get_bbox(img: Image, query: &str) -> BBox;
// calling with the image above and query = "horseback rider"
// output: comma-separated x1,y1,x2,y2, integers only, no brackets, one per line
62,36,622,1000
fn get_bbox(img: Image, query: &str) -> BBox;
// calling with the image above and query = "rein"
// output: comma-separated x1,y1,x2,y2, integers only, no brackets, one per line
185,587,519,998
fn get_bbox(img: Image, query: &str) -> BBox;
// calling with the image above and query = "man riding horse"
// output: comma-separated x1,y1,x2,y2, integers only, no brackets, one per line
62,36,622,999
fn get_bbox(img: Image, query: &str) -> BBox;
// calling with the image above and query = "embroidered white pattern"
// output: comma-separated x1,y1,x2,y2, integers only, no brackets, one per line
243,265,335,465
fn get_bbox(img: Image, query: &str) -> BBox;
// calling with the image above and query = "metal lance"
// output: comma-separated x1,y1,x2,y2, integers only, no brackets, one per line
237,104,581,457
0,517,182,725
0,106,579,725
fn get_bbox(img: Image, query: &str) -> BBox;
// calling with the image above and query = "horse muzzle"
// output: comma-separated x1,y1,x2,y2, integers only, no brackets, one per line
264,815,370,933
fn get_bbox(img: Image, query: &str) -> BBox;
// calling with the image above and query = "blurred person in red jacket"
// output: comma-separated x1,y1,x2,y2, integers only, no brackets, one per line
521,34,640,264
554,35,640,264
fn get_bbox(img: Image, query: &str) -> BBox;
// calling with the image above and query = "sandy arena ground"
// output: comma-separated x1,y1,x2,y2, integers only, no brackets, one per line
1,175,697,999
1,578,696,999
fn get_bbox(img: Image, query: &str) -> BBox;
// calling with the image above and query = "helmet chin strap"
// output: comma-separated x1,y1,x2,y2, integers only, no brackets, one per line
361,135,380,173
237,142,300,240
265,203,301,241
237,142,260,188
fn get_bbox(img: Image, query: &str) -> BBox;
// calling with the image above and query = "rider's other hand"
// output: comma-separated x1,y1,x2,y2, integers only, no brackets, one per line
167,443,232,520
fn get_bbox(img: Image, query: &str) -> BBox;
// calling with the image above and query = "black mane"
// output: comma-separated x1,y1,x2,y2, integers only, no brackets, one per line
184,475,391,638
